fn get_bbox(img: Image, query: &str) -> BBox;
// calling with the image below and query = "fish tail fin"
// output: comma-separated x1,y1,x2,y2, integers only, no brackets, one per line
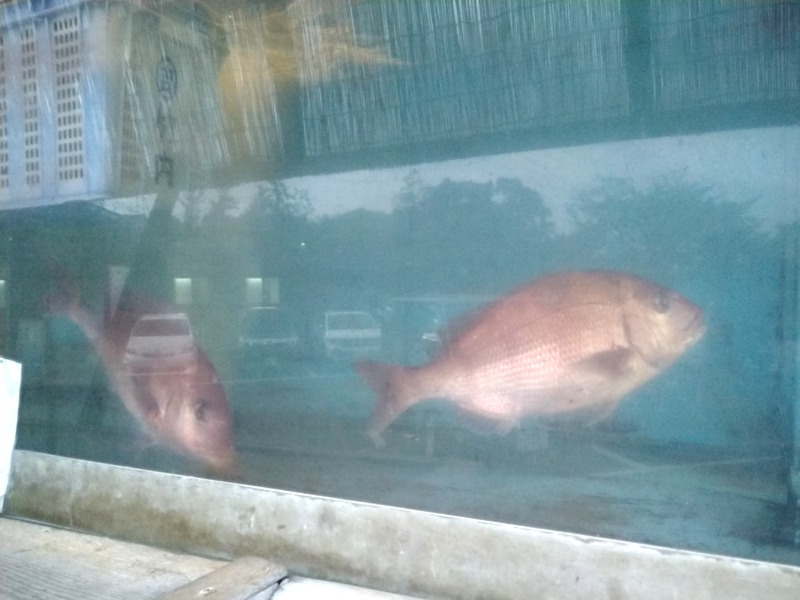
42,267,80,318
43,266,105,347
355,360,421,445
43,263,83,322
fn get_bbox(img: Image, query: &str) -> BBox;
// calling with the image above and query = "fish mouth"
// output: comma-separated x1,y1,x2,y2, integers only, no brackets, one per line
196,446,238,478
683,310,706,341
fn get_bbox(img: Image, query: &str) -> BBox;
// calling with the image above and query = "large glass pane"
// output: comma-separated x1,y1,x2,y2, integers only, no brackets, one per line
2,0,800,568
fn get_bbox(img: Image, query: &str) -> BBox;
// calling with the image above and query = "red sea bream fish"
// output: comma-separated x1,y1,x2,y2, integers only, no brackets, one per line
357,270,705,444
47,280,236,475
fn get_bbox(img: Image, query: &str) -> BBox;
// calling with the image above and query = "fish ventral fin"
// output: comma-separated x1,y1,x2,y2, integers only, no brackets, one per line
454,405,519,436
355,360,420,445
574,346,634,379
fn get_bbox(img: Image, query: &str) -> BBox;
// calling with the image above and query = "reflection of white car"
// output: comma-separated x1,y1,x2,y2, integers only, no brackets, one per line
317,310,382,361
123,313,197,373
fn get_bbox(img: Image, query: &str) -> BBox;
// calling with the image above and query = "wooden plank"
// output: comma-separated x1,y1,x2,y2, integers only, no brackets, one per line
0,517,227,600
159,556,287,600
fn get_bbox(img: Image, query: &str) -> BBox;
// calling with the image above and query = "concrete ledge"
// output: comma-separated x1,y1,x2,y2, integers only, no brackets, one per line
6,450,800,600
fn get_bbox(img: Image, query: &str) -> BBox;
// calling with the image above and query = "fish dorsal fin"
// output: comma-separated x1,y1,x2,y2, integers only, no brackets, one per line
574,346,634,379
434,305,491,352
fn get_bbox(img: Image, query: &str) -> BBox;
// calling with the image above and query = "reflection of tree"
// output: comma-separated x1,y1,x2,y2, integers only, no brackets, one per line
310,209,392,285
176,189,207,233
239,181,312,304
172,181,312,309
565,174,777,337
566,176,767,284
173,190,232,292
392,175,556,293
566,175,782,441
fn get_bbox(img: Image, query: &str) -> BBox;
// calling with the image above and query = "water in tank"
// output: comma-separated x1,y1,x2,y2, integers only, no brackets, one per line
2,0,800,566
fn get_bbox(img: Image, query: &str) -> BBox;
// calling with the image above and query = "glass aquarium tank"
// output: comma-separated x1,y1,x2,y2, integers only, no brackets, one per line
2,0,800,571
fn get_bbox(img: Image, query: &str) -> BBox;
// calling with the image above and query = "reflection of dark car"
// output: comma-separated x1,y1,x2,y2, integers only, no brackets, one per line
123,313,197,373
237,306,301,362
383,296,493,365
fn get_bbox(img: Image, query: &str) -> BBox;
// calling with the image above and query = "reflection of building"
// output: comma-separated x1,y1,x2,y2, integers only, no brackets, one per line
0,2,241,210
0,1,797,215
294,1,800,161
244,277,280,307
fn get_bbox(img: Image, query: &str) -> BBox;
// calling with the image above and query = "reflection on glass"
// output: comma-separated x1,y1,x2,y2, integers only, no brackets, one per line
317,310,382,362
123,313,196,372
1,0,800,571
174,278,193,306
238,306,301,365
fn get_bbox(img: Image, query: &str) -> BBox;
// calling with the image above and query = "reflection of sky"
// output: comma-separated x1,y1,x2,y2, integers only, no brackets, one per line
103,126,799,231
288,126,800,231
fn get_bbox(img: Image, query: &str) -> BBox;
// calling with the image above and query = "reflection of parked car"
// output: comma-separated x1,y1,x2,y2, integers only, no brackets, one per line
383,296,493,364
238,306,301,362
123,313,197,373
315,310,382,361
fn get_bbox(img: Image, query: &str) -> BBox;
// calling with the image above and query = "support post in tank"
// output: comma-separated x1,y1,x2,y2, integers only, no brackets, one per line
789,226,800,548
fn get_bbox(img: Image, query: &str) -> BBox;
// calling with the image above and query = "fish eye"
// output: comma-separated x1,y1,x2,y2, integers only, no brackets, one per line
653,291,671,314
194,400,208,422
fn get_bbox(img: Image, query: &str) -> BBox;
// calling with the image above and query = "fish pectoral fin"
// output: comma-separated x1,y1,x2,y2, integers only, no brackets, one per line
356,361,420,441
133,433,160,452
580,397,623,426
575,347,634,379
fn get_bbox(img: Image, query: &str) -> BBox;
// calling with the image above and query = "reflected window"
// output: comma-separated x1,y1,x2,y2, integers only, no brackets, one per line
246,277,279,306
174,278,192,306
